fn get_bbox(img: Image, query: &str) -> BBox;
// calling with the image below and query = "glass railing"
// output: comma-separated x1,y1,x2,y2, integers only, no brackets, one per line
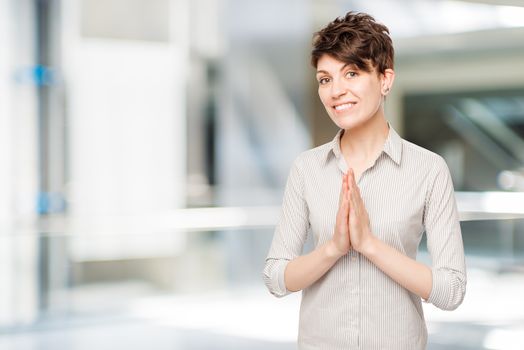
0,195,523,349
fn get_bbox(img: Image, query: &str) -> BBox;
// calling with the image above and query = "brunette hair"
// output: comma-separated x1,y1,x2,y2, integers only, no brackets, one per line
311,11,394,74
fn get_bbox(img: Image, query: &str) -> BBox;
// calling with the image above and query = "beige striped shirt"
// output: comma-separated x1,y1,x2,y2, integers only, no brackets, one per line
263,124,466,349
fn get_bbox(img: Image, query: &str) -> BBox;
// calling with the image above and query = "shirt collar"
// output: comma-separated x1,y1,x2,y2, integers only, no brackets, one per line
327,122,403,166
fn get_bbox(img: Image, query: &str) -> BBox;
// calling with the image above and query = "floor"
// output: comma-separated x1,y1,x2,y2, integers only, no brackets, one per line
1,267,523,350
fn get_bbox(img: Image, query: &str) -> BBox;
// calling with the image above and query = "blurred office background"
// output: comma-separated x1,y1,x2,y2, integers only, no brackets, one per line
1,0,524,349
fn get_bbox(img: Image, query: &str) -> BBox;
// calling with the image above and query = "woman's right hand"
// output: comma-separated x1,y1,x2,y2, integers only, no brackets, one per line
328,173,351,258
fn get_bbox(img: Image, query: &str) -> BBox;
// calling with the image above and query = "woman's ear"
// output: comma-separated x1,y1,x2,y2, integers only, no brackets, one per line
381,68,395,95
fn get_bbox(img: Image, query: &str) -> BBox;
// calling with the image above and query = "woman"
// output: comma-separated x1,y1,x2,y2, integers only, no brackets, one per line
263,11,466,350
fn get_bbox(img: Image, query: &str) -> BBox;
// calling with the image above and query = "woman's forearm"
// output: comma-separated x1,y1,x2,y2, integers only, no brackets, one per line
284,235,432,298
345,169,432,300
361,236,432,300
284,240,343,292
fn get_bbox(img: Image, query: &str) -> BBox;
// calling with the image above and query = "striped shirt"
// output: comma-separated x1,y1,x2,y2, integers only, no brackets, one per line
263,124,466,350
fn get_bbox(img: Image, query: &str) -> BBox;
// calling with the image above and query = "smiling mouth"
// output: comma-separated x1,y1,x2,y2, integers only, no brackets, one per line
333,102,356,111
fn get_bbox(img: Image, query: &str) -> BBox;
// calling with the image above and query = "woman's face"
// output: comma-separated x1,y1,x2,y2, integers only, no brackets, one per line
316,54,392,130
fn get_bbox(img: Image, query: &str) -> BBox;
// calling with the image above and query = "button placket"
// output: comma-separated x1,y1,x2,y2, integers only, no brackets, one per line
348,249,361,348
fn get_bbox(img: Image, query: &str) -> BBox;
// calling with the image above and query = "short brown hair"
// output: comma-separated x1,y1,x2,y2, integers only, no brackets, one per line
311,11,394,74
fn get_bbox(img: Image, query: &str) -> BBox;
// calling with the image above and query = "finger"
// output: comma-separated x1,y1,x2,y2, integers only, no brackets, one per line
347,169,362,202
342,176,350,212
348,182,360,215
345,174,351,215
348,168,354,185
347,171,356,200
344,173,350,200
338,175,350,219
349,172,360,202
349,193,358,215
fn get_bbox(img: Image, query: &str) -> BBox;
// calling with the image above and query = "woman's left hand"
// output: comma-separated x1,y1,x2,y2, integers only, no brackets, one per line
347,168,375,253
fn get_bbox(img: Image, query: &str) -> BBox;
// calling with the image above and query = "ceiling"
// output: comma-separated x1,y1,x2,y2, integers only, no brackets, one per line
334,0,524,38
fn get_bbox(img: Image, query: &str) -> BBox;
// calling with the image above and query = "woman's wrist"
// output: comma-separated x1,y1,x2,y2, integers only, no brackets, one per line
358,234,378,257
325,240,346,260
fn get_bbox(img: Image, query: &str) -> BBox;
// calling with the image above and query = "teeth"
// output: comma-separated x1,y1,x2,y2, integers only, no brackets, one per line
334,103,354,111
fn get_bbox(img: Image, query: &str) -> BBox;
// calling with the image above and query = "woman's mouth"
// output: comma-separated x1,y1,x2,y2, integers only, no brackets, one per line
333,102,356,112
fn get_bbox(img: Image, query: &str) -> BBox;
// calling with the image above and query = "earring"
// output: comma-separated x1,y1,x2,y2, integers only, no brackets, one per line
383,87,390,94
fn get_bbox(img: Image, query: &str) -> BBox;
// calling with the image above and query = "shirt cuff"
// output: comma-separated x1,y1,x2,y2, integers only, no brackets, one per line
427,268,450,309
274,259,291,298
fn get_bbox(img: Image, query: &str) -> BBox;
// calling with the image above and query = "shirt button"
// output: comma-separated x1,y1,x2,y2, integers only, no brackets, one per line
351,255,357,262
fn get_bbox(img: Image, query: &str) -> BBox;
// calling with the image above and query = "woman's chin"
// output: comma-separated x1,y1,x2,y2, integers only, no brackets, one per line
332,117,362,130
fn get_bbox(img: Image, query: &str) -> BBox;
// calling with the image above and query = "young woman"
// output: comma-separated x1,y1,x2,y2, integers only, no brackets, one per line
263,11,466,350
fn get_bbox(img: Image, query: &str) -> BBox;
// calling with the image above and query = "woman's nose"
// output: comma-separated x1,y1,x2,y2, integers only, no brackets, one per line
330,78,347,98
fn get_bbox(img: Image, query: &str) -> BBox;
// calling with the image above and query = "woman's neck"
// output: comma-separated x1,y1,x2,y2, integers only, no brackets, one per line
340,115,390,165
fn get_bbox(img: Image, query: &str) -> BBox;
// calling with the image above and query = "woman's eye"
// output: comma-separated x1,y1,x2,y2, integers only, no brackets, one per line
318,77,330,85
345,71,357,78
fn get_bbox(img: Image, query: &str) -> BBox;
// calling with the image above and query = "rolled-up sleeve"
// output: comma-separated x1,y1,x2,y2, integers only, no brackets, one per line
423,156,467,311
263,157,310,298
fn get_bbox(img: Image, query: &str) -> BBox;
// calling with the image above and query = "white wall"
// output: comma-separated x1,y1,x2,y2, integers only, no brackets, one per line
62,0,188,261
0,0,39,327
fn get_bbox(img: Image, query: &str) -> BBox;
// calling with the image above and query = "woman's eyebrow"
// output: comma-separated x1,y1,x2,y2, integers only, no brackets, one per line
317,64,357,75
341,63,357,71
